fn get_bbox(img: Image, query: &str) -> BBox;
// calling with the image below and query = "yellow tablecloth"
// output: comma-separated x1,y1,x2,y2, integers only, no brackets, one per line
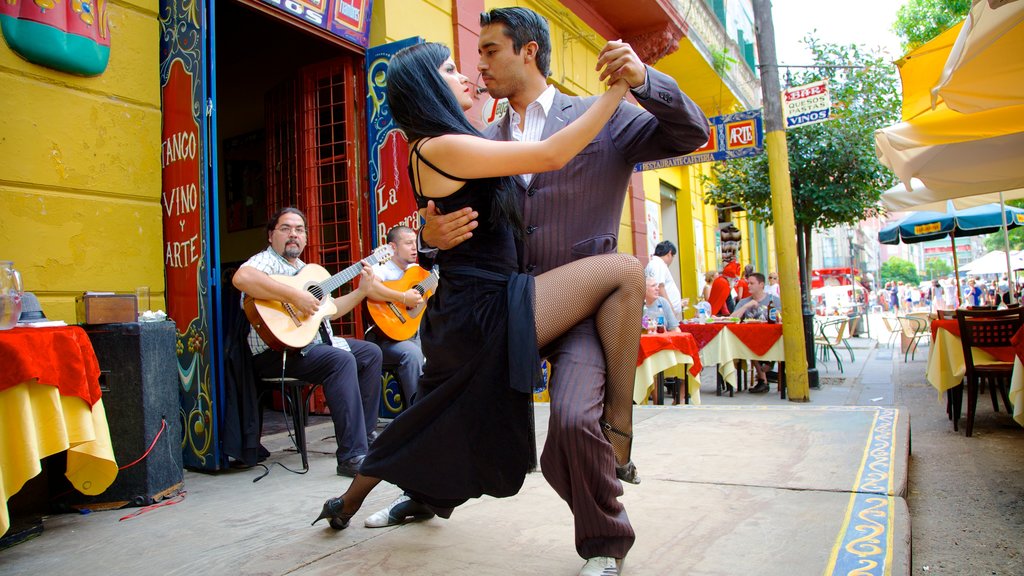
925,326,1005,397
0,381,118,536
696,329,785,387
1009,358,1024,427
634,349,701,405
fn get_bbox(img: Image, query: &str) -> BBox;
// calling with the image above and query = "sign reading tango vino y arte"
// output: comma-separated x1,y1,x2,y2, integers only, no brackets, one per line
161,59,202,333
634,109,763,171
254,0,373,48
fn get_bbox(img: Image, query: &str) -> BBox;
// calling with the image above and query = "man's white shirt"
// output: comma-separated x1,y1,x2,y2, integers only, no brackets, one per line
645,257,683,318
508,85,556,185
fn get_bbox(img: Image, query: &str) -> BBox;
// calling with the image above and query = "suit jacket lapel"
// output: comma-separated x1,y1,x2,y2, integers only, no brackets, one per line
541,91,574,140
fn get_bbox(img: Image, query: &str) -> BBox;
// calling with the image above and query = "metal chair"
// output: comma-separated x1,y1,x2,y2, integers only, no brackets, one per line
953,307,1023,437
814,317,849,373
259,376,322,470
880,314,901,349
896,316,929,362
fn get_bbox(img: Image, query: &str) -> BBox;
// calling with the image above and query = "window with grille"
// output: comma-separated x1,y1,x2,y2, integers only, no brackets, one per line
266,55,367,338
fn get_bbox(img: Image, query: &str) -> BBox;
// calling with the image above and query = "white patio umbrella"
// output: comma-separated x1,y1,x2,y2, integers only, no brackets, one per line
875,0,1024,197
880,179,1024,212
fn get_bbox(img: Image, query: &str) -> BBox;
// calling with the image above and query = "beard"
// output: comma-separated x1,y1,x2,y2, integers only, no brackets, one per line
484,74,523,100
284,243,302,259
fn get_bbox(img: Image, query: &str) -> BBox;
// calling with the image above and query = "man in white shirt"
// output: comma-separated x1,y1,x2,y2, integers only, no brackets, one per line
645,240,684,320
365,225,426,409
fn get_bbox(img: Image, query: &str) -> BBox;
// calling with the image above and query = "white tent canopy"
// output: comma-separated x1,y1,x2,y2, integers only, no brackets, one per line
959,250,1024,275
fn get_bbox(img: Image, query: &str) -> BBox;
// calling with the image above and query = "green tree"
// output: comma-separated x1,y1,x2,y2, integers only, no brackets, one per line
924,257,952,279
893,0,972,52
702,39,901,292
880,257,920,285
982,199,1024,251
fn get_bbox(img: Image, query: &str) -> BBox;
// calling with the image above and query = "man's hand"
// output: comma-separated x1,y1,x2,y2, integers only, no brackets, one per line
596,40,647,89
401,289,424,309
291,287,321,318
355,263,376,298
420,200,478,250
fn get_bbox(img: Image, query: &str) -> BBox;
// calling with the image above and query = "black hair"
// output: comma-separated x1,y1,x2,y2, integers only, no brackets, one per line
386,225,413,244
387,42,523,237
748,272,766,284
480,7,552,77
654,240,677,257
266,207,307,235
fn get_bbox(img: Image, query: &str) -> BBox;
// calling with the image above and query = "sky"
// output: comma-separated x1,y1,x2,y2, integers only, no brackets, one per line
770,0,909,66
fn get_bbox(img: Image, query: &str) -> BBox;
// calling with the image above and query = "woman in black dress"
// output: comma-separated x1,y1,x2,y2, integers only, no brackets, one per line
313,42,644,529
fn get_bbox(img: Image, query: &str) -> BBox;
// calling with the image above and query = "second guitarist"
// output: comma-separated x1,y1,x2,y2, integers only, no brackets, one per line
365,225,427,408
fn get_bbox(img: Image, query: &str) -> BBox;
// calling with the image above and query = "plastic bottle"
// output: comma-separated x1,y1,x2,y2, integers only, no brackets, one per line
656,303,666,333
767,299,777,323
696,300,711,321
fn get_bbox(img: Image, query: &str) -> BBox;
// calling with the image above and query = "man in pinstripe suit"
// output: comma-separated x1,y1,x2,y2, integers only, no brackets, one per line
389,8,708,575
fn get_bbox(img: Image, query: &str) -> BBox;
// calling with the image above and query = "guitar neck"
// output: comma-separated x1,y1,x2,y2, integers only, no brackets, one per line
320,255,381,295
415,272,440,295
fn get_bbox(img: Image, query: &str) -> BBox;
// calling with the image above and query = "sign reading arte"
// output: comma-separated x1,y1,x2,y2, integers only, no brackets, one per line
161,59,201,333
634,109,763,171
782,80,831,128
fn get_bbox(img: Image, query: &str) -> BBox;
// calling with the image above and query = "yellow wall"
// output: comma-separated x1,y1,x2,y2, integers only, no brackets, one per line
371,0,455,46
0,0,163,322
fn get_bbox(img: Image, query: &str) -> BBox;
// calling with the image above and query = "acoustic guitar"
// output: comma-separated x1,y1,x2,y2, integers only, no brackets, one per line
366,265,440,341
243,245,394,351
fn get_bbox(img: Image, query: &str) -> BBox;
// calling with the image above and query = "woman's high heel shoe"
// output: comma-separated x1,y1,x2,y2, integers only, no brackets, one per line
600,419,640,485
312,496,354,530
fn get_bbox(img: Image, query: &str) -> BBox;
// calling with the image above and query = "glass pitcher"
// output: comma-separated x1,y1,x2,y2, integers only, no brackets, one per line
0,261,24,330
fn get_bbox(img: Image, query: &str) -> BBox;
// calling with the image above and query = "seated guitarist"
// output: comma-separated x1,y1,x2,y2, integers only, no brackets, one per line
232,207,383,478
365,225,427,407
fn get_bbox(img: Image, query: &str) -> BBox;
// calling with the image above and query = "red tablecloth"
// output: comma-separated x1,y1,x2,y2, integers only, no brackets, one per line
0,326,102,406
931,318,959,340
726,323,784,356
1010,325,1024,363
638,332,703,377
677,322,783,357
931,317,1015,362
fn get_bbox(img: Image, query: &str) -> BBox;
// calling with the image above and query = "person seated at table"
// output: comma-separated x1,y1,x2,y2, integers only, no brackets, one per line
729,272,781,393
708,261,740,316
645,240,684,320
734,264,754,301
643,277,681,332
701,270,716,302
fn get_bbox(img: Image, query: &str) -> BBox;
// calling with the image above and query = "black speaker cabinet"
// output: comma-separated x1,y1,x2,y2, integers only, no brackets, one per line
76,321,183,506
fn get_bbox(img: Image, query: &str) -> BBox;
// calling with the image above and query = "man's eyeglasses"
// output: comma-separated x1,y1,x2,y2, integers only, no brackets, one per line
276,225,307,235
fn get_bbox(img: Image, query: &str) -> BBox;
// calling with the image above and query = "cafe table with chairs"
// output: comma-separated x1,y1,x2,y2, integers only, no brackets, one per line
926,308,1024,436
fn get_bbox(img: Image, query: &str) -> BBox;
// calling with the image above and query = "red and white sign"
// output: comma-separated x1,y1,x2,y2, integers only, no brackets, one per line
782,80,831,128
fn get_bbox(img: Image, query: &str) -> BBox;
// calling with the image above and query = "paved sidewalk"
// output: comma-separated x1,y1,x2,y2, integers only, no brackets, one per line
1,328,915,576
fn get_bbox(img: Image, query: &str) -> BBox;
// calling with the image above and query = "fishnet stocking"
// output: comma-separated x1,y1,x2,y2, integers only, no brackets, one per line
534,253,645,469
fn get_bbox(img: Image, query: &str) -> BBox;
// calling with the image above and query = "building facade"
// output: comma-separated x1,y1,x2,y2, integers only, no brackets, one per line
1,0,770,469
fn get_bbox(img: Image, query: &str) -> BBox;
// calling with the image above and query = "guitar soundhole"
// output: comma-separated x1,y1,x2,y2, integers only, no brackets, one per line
308,285,325,301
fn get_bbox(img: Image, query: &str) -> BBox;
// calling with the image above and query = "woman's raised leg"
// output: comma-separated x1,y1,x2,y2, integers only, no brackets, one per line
533,253,645,482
